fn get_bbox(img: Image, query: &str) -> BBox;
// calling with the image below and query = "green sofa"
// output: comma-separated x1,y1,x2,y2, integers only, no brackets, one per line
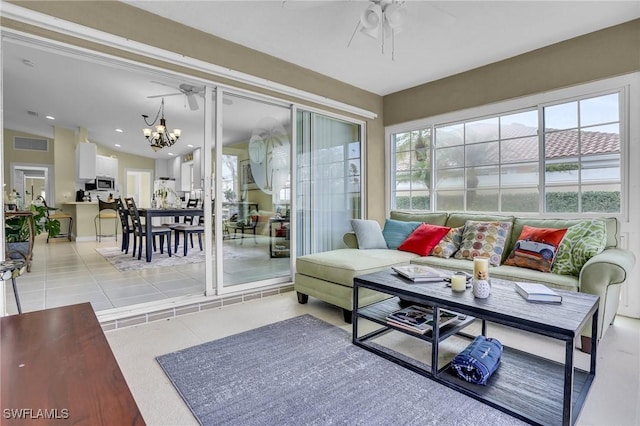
295,211,636,350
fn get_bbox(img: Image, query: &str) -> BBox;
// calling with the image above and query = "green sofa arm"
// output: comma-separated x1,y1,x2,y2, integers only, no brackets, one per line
580,248,636,295
579,247,636,343
343,232,358,249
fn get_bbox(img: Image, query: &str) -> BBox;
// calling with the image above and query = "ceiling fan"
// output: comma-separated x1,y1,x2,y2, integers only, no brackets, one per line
148,82,203,111
347,0,407,60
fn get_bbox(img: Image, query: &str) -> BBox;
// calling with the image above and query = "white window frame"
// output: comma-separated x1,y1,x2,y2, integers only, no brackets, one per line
385,73,639,222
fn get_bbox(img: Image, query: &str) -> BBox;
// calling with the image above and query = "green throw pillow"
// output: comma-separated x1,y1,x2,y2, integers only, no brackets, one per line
552,219,607,276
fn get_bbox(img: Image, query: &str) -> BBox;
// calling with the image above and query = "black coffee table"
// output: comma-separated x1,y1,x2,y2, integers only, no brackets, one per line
353,269,599,426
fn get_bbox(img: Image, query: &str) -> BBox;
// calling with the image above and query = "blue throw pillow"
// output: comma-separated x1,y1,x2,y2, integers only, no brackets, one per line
350,219,388,249
382,219,421,249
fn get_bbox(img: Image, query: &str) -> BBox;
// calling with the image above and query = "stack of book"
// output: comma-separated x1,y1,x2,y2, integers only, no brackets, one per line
386,305,459,334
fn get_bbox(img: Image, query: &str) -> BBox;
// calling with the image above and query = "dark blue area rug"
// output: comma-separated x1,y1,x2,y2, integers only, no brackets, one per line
156,314,523,425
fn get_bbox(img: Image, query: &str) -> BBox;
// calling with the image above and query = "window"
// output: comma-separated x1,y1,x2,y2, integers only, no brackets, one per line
389,88,624,215
543,93,621,213
391,129,431,209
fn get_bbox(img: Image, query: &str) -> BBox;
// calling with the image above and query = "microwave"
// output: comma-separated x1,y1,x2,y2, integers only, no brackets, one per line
96,177,115,190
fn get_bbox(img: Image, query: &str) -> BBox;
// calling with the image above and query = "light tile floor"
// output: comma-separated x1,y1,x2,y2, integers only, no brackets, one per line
107,292,640,426
4,235,289,315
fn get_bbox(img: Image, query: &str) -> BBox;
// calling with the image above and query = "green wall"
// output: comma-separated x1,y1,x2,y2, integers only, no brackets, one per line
384,19,640,127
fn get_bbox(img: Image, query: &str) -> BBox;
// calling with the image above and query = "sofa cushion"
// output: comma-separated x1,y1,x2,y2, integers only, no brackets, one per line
296,249,418,288
398,223,451,256
504,226,567,272
445,213,514,229
431,226,464,259
552,219,607,276
390,211,448,225
382,219,421,249
454,221,513,266
350,219,387,249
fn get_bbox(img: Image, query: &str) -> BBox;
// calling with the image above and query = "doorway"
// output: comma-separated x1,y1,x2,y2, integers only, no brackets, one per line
10,163,54,207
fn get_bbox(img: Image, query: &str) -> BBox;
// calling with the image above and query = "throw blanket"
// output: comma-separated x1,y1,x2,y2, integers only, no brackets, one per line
451,335,503,385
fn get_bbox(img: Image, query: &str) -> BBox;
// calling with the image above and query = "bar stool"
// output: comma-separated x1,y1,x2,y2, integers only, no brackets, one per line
95,197,118,242
0,259,26,314
37,196,73,242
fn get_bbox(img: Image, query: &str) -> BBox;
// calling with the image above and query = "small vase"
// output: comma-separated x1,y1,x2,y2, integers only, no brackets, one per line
473,279,491,299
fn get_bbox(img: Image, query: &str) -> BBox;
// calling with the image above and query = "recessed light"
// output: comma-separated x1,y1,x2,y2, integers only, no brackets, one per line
115,128,123,133
45,115,55,120
168,153,175,156
22,59,34,67
114,144,121,147
187,144,194,148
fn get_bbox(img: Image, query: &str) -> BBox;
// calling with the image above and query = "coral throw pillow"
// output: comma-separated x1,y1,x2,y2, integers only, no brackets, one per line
504,226,567,272
397,223,451,256
454,221,513,266
432,226,464,259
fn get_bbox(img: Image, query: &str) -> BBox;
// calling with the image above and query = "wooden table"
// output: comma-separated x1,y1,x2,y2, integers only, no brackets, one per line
138,207,203,262
0,303,145,425
353,270,599,426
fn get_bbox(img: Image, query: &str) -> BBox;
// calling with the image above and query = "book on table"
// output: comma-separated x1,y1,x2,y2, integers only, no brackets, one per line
515,281,563,304
386,305,459,334
392,265,449,282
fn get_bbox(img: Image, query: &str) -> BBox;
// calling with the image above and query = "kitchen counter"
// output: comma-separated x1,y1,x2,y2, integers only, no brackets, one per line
61,202,118,241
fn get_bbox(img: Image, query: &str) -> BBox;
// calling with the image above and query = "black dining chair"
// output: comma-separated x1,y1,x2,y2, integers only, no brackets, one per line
124,197,172,260
171,198,204,256
115,198,134,254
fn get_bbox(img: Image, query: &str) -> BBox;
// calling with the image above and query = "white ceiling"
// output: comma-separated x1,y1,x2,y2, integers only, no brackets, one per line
128,0,640,96
3,1,639,160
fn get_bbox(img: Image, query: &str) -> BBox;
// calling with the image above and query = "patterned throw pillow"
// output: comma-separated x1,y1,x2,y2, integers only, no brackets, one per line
431,226,464,259
552,219,607,276
504,226,567,272
382,219,421,250
397,223,451,256
454,221,513,266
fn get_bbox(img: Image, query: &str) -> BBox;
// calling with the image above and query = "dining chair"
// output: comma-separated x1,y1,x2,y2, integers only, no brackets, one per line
171,198,204,256
124,197,172,260
95,197,118,242
115,198,134,254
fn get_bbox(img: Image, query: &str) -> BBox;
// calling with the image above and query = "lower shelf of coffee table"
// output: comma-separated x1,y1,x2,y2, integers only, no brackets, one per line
358,297,476,342
441,345,592,425
356,297,593,425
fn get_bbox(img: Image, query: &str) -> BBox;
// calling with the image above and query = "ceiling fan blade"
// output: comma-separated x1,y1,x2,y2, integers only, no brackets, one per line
186,94,199,111
147,92,183,99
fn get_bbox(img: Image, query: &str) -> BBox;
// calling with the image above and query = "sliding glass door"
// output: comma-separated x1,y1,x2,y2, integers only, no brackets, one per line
296,111,363,255
217,92,292,291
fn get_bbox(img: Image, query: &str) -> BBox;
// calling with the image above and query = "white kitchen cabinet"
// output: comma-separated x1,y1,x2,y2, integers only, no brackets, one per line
76,142,97,180
96,155,118,179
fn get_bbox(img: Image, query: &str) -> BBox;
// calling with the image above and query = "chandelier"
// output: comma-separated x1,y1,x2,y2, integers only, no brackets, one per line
348,0,407,60
142,98,182,152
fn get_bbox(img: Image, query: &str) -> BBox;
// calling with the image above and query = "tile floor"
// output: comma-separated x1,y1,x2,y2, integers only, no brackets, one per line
107,292,640,426
4,234,289,315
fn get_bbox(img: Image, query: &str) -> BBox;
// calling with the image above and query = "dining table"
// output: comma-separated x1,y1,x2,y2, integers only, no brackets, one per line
137,207,204,262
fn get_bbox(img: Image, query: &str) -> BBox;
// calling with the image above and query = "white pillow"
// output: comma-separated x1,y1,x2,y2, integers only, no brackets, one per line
350,219,388,249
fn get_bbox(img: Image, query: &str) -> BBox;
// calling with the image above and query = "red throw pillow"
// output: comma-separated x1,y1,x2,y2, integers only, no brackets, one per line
504,225,567,272
398,223,451,256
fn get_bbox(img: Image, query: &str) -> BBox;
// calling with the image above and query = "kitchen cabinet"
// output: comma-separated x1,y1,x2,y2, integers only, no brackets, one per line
76,142,97,180
96,155,118,179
